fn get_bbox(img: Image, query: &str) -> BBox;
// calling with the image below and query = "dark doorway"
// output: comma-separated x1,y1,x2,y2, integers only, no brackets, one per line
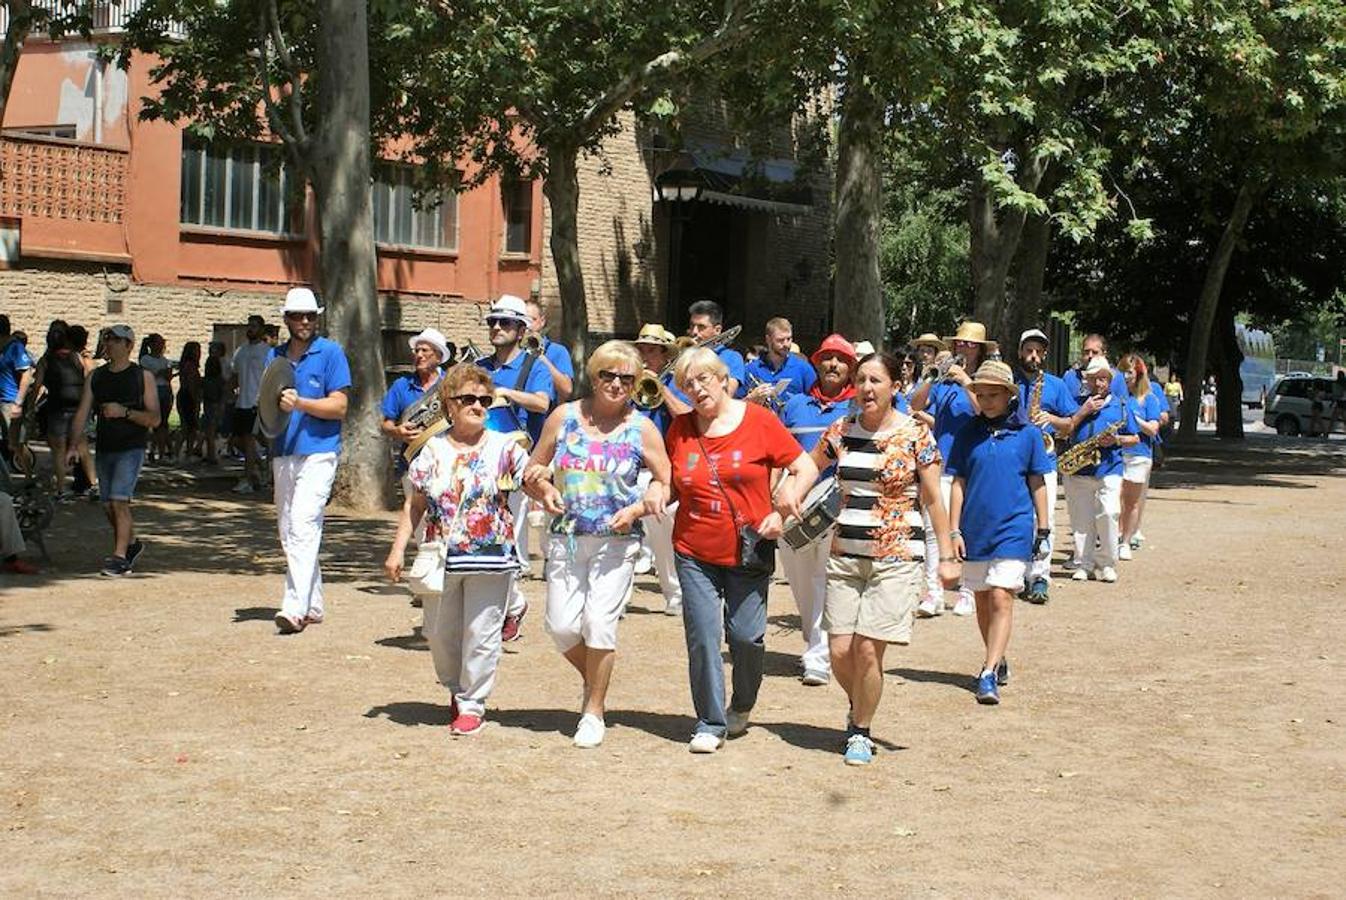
667,202,750,335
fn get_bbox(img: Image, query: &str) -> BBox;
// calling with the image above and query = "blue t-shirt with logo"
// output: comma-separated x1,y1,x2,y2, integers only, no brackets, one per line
0,339,34,403
477,350,554,443
267,337,352,457
1124,392,1163,459
1070,395,1137,477
946,416,1053,561
744,353,817,404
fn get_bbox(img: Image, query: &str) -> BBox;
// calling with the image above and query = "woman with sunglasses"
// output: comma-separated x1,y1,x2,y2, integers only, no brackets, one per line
384,364,530,738
522,341,671,748
666,347,818,754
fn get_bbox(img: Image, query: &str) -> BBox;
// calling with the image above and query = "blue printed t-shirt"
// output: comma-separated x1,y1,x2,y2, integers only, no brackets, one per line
928,380,977,461
1124,392,1162,459
477,350,554,443
381,370,444,471
782,391,853,476
1071,395,1137,477
0,339,34,403
267,337,352,457
945,416,1053,561
1015,370,1078,454
1062,366,1128,405
636,372,687,435
550,404,645,537
716,346,747,397
744,353,817,403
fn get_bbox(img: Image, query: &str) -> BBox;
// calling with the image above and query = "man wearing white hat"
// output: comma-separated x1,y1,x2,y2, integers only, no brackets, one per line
1015,328,1080,603
268,287,352,634
380,327,449,470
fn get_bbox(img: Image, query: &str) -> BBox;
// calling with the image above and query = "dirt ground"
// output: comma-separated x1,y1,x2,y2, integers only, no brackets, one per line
3,434,1345,898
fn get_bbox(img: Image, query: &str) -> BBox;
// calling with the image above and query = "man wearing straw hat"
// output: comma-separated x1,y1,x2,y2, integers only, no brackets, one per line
910,321,995,616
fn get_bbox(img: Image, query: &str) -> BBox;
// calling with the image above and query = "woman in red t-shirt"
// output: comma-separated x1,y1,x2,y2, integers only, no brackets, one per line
665,346,817,754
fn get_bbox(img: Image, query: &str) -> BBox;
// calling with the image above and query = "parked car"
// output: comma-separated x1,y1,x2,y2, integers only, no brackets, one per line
1263,376,1345,436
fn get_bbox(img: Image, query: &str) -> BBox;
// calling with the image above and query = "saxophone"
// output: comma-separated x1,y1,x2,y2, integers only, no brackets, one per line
1028,371,1053,453
1056,419,1123,475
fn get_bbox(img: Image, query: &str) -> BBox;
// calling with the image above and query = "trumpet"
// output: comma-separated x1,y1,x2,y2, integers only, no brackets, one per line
633,370,665,410
632,325,743,410
521,333,543,354
922,351,965,384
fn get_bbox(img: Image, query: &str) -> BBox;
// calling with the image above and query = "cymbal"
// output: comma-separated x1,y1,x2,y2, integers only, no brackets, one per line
256,358,295,440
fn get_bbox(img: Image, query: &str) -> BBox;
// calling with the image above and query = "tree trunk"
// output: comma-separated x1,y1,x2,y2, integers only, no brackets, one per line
969,148,1048,343
311,0,388,510
1001,210,1052,351
0,0,35,137
1176,179,1258,442
832,61,884,349
1211,300,1245,440
543,144,591,370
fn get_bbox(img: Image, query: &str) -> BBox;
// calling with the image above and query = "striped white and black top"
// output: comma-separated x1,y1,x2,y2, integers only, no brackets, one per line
822,413,941,562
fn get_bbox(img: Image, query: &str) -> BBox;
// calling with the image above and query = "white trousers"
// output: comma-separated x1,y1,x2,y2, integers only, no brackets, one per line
506,492,530,616
1028,468,1059,585
422,571,511,716
0,491,25,557
1064,473,1121,570
273,452,337,621
778,537,831,673
544,535,639,651
634,469,681,612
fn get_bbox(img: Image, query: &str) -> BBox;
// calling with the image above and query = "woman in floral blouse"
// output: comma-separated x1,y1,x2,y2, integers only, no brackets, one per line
805,352,958,766
385,364,529,738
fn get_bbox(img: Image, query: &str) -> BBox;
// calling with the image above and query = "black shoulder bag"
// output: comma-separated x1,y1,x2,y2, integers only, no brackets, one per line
694,428,776,577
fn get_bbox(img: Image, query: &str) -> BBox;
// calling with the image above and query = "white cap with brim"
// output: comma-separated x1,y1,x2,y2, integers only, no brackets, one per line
408,327,450,362
281,287,324,315
1019,328,1049,348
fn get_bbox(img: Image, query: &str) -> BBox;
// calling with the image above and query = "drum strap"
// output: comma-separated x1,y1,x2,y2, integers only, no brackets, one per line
504,351,538,435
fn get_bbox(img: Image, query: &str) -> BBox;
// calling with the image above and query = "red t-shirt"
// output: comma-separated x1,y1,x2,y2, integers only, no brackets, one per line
666,402,803,566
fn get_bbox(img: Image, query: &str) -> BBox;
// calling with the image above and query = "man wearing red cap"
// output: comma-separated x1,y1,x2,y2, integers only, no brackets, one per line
776,334,859,685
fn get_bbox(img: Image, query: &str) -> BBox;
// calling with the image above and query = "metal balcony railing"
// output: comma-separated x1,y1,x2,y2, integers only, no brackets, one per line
1,1,184,38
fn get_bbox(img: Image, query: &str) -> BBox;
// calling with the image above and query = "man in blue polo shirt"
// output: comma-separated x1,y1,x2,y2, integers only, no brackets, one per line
0,314,35,447
1015,328,1079,604
380,327,449,475
778,333,858,686
526,298,575,404
268,287,351,635
744,316,816,411
477,294,554,641
1062,333,1128,402
687,299,746,397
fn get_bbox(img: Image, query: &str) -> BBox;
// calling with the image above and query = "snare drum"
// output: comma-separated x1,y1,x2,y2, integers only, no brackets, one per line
783,476,841,551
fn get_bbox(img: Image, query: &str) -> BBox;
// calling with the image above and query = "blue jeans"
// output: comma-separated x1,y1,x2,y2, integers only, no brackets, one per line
674,552,769,737
96,447,146,502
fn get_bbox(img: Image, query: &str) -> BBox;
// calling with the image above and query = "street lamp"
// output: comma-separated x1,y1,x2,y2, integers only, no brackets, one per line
655,168,703,204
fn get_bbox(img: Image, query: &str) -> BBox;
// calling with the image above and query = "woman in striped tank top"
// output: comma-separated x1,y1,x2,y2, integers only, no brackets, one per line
809,352,960,766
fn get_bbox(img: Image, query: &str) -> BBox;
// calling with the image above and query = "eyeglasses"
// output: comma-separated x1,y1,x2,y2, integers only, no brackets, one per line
451,394,495,408
597,370,636,387
285,312,318,322
486,317,520,329
686,371,721,388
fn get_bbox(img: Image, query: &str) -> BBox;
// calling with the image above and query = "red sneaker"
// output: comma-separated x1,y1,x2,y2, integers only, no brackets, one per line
501,603,527,642
1,558,39,575
450,712,485,736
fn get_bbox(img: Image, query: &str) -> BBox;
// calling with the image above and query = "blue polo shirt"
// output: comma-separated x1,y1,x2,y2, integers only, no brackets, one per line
717,346,747,397
1062,366,1128,404
1071,395,1136,477
946,416,1053,561
477,350,554,443
0,339,33,403
781,391,854,476
744,353,817,403
381,371,444,470
636,372,687,435
928,381,977,462
1124,392,1162,459
542,337,575,393
1015,370,1078,455
267,337,352,457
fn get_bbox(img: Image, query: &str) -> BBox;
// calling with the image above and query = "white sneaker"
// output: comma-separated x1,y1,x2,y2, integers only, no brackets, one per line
726,709,750,737
1071,567,1089,581
633,548,654,575
801,668,831,686
916,594,943,618
688,732,724,753
573,713,605,749
664,600,682,616
951,591,975,617
1098,567,1118,583
1118,543,1134,561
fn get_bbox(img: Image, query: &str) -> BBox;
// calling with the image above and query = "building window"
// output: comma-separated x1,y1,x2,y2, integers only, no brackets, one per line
373,164,458,251
180,137,299,235
3,125,77,139
502,178,533,255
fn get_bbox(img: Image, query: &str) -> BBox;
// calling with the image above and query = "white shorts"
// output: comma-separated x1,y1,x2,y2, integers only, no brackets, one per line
962,558,1028,593
1122,455,1153,485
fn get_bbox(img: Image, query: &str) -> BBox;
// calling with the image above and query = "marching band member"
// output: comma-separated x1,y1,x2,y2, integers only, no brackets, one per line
523,341,671,748
633,325,690,614
777,334,858,686
267,288,351,634
1062,333,1127,403
525,298,575,403
909,334,948,618
808,352,956,765
743,317,816,407
1062,356,1138,584
946,360,1052,705
686,299,746,397
380,328,449,479
1132,367,1172,550
910,321,993,616
666,347,817,754
383,364,530,737
477,294,555,641
1117,354,1161,561
1015,329,1078,603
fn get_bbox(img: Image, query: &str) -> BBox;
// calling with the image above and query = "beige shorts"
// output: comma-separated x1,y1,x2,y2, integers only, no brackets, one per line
824,556,923,645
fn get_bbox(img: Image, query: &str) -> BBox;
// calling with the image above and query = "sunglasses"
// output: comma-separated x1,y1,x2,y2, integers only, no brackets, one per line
486,317,520,329
597,370,636,387
451,394,495,408
285,312,318,321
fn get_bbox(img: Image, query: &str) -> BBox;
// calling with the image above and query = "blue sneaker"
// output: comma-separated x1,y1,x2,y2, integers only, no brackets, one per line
995,658,1010,686
1025,578,1049,604
976,671,1000,705
843,733,875,766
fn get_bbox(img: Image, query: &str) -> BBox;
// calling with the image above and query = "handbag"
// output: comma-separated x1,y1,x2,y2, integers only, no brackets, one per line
407,540,446,596
694,431,776,577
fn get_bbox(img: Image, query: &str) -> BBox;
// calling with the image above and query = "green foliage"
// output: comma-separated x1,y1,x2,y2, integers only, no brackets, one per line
880,179,972,342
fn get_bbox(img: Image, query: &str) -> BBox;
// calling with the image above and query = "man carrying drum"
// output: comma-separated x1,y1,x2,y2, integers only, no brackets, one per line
380,328,450,477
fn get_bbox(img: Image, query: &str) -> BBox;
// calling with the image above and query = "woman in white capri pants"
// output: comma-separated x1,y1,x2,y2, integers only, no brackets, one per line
384,364,530,738
1117,354,1162,560
524,341,671,748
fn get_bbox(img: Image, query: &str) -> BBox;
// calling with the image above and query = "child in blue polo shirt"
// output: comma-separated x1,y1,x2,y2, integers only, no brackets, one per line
946,360,1052,705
